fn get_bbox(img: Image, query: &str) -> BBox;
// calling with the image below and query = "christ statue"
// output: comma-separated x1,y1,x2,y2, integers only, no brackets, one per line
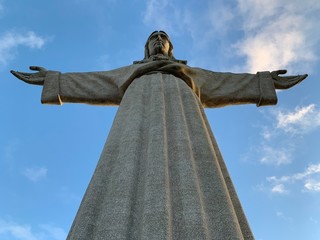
11,31,307,240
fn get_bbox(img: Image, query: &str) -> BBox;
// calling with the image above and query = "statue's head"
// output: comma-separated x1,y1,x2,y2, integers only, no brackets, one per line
133,31,186,64
144,31,174,59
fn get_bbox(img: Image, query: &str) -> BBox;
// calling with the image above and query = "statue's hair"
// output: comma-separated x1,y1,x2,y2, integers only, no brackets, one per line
133,31,187,64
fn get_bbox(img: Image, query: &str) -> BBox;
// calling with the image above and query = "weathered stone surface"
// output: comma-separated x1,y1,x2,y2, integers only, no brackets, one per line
11,30,307,240
40,65,278,239
66,73,254,239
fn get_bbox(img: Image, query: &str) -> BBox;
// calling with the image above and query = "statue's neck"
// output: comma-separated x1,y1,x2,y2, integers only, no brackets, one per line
148,54,171,61
133,54,187,65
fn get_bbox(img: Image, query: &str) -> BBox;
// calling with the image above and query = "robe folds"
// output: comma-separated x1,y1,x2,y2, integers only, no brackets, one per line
41,60,277,240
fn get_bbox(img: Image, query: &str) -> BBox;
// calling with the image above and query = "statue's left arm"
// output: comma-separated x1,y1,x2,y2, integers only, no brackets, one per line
192,68,307,108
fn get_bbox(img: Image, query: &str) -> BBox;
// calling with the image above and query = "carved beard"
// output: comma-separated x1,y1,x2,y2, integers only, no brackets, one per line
150,42,167,56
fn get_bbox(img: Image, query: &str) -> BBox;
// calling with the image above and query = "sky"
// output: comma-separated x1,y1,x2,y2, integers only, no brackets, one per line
1,0,319,239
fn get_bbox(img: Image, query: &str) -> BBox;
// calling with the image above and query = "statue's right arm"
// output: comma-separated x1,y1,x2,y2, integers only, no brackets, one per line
11,66,47,86
11,65,133,106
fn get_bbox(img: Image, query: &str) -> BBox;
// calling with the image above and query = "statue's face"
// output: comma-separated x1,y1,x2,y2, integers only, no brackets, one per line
147,32,170,57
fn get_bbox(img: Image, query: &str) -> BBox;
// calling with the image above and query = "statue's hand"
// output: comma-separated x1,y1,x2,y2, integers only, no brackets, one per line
11,66,47,85
271,69,308,89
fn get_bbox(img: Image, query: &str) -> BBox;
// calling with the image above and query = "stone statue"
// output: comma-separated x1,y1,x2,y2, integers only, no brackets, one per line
11,31,307,240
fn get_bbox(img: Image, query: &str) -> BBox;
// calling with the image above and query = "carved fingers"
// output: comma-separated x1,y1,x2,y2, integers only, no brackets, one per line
271,69,308,89
11,66,47,85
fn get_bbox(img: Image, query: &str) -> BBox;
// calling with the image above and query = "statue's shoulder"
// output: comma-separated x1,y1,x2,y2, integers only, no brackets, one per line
102,64,138,74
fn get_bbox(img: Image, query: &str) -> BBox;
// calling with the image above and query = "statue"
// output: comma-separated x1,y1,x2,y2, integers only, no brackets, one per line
11,31,307,240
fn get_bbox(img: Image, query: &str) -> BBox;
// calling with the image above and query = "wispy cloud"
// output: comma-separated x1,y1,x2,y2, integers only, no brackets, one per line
304,179,320,192
39,225,67,240
0,31,46,66
2,139,19,166
309,217,319,225
253,104,320,166
0,219,36,240
141,1,242,71
142,1,234,46
271,184,288,194
234,0,319,72
0,218,66,240
57,186,81,205
255,104,320,190
276,104,320,134
259,144,293,166
97,54,111,70
267,163,320,193
141,0,319,73
143,0,175,33
276,211,292,222
23,167,47,182
182,3,235,40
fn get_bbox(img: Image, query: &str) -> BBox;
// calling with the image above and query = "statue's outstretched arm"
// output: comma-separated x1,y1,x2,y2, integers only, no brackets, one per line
11,66,47,85
271,69,308,89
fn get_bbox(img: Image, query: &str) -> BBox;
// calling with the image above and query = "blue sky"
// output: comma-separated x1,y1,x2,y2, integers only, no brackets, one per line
1,0,319,239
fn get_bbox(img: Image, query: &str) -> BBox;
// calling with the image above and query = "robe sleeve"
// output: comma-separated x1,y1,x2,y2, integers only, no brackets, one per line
41,66,134,106
192,68,278,108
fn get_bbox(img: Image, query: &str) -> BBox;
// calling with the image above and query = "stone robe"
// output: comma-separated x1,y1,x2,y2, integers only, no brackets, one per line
41,60,277,240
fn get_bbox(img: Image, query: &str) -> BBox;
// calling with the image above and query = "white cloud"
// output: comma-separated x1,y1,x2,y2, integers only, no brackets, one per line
267,163,320,183
276,104,320,134
293,164,320,180
0,219,66,240
277,104,315,127
261,127,273,140
271,184,288,194
259,144,293,166
252,104,320,166
234,0,319,72
0,31,45,66
267,163,320,193
304,180,320,192
23,167,47,182
258,104,320,140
